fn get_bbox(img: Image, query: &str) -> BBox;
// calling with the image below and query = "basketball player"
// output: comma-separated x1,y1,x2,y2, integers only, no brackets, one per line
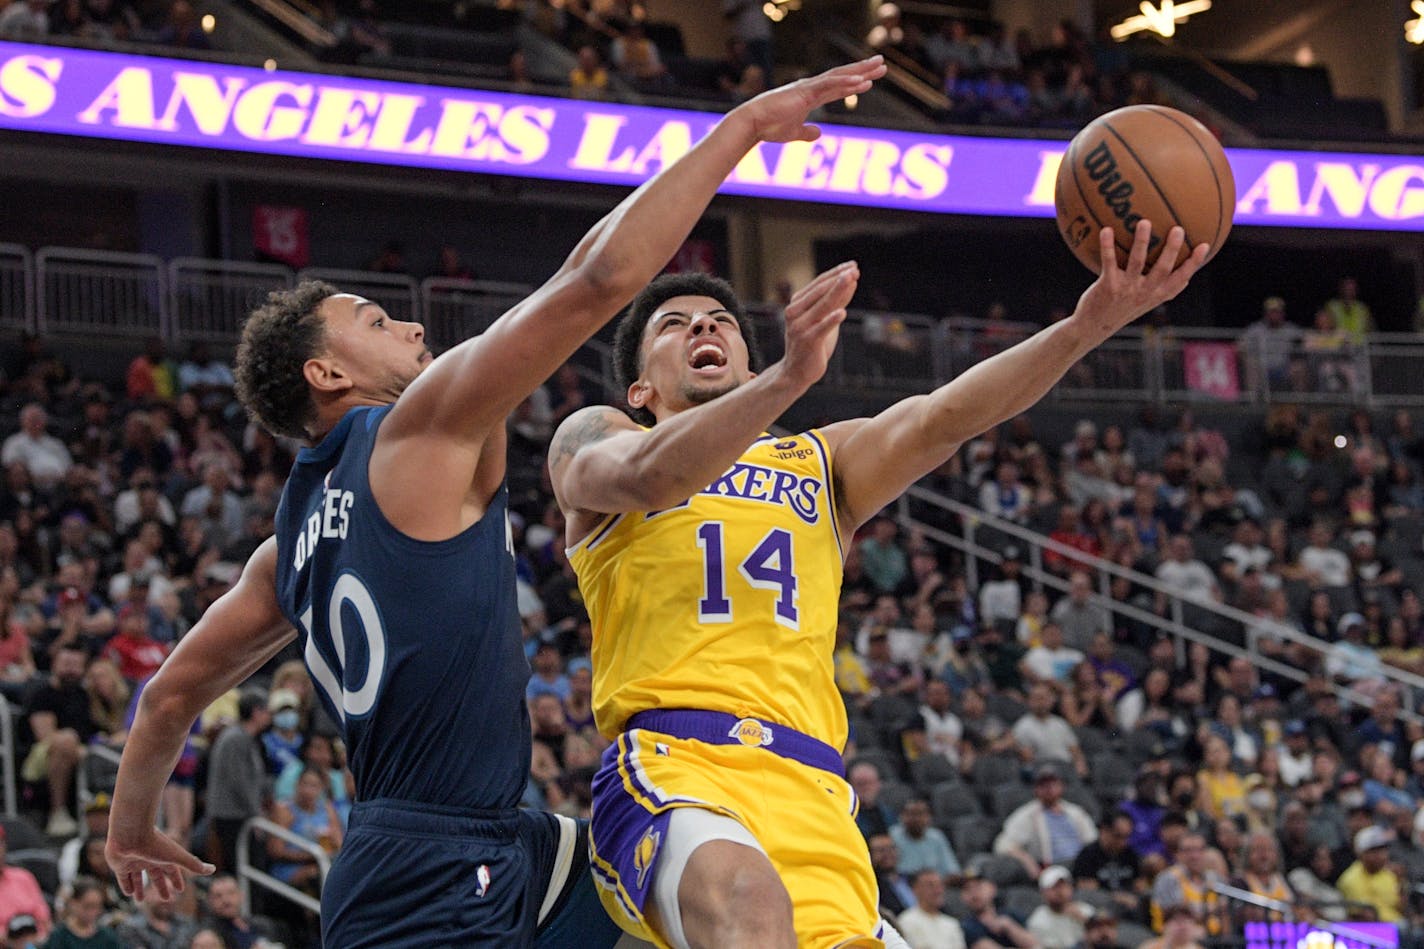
547,220,1208,949
103,57,887,948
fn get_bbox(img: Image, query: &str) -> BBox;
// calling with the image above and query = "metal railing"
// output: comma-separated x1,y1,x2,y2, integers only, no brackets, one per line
8,244,1424,408
893,481,1424,720
36,247,167,339
236,816,330,917
0,699,17,818
0,244,32,335
1211,882,1394,949
75,742,122,814
298,268,420,324
169,259,295,344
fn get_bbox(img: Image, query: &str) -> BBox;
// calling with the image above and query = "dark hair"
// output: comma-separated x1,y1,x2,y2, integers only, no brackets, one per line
67,875,104,908
237,689,268,723
612,273,759,426
234,280,338,440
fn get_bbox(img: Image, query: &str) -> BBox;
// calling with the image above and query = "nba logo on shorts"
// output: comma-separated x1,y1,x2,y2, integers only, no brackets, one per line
728,718,774,747
633,828,661,889
475,864,492,898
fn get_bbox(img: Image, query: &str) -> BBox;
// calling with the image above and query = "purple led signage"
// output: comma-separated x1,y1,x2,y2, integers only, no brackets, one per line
2,42,1424,231
1244,921,1397,949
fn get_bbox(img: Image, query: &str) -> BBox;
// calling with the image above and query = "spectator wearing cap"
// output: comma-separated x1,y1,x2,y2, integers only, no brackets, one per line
1349,530,1400,599
896,869,966,949
0,826,50,942
1150,833,1224,936
1049,571,1112,652
980,462,1032,524
1241,296,1302,389
205,689,270,872
3,912,39,949
23,645,96,836
995,764,1097,877
890,797,961,881
261,688,304,777
1121,770,1168,861
1070,909,1123,949
1336,825,1403,922
960,876,1036,949
1,405,72,488
1071,811,1143,916
1028,865,1092,949
100,605,167,686
978,549,1025,628
867,833,914,917
1277,720,1315,787
1325,613,1384,684
57,793,112,890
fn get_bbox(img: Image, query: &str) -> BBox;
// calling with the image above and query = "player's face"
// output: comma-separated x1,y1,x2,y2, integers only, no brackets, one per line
312,294,432,403
631,295,751,420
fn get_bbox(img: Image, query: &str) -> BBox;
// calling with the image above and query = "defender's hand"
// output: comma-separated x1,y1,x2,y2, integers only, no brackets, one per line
108,828,215,902
779,261,859,389
1073,221,1209,342
735,57,886,144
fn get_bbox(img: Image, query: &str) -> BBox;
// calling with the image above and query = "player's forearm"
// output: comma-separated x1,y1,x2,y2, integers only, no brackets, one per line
619,362,807,508
110,686,201,836
558,110,759,311
921,318,1096,448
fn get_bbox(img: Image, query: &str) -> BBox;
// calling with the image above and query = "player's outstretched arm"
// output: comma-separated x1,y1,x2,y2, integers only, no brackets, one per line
550,263,857,519
386,58,886,445
822,221,1208,533
107,537,295,902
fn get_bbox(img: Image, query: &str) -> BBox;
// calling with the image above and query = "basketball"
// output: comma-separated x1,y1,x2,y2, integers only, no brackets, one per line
1054,105,1236,274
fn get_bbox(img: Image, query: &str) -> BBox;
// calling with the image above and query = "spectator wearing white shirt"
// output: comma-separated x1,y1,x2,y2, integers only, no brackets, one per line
1011,684,1088,776
1022,622,1085,686
1,404,72,487
1049,571,1112,651
980,462,1032,523
979,548,1025,627
1221,519,1272,576
917,680,964,767
1028,865,1093,949
112,468,177,535
897,870,966,949
1326,612,1384,683
995,765,1097,876
1276,720,1315,787
1297,522,1350,588
1154,535,1218,609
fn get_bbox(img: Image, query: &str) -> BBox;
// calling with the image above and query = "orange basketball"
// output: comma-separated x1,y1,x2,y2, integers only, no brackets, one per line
1054,105,1235,274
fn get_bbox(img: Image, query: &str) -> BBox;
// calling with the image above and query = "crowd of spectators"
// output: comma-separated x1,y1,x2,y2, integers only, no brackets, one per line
0,0,210,51
1,284,1424,948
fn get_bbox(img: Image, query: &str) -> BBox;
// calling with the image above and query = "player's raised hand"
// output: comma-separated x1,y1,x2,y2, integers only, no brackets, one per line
107,827,215,902
780,261,859,389
1073,221,1209,341
735,57,886,144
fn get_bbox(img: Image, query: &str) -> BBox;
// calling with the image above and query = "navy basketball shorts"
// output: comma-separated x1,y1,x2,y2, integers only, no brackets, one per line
321,799,624,948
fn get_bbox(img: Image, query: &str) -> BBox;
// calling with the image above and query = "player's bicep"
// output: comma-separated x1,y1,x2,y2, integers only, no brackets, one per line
549,406,657,514
823,405,963,532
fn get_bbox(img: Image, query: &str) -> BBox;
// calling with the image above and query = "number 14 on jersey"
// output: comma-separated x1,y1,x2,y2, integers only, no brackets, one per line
696,522,800,629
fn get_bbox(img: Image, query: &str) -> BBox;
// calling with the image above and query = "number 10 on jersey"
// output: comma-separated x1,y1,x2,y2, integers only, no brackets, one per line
696,522,799,629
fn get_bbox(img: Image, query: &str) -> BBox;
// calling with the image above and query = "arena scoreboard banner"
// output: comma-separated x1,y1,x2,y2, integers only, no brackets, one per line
4,41,1424,231
1243,922,1397,949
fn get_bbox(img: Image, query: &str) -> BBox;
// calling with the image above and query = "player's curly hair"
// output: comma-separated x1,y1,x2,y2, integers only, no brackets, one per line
613,273,761,426
234,280,338,441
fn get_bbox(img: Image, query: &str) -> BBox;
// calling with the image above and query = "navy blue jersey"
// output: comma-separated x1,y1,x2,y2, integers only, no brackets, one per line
274,405,530,811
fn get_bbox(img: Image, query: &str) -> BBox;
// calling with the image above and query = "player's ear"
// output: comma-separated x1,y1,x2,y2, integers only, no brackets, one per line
626,379,651,410
304,356,353,395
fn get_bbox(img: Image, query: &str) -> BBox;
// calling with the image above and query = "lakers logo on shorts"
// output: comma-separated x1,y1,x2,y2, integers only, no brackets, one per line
633,827,661,889
728,718,774,747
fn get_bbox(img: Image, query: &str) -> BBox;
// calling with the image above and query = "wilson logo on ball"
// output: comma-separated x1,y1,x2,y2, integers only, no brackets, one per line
1083,141,1162,253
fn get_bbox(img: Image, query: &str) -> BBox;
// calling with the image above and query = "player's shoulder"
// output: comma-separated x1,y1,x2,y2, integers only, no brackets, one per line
550,405,640,462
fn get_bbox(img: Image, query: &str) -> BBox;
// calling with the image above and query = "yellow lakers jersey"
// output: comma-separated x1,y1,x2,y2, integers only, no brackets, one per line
569,431,847,749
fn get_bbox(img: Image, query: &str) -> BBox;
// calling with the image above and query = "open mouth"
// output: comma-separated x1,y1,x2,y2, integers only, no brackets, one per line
688,342,727,372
